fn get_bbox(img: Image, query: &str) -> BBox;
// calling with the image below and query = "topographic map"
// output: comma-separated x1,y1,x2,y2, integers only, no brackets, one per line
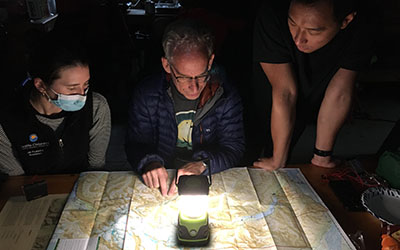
47,168,355,250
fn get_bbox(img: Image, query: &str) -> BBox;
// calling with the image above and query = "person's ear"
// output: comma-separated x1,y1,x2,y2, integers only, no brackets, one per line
208,54,215,70
340,12,356,29
33,78,47,95
161,57,171,74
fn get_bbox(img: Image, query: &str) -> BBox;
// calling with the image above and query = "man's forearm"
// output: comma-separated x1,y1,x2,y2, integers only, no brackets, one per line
316,91,352,151
315,68,357,151
270,92,297,167
260,62,298,168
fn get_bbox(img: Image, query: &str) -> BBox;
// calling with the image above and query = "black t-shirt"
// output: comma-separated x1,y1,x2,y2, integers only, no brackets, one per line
170,82,199,168
253,0,374,110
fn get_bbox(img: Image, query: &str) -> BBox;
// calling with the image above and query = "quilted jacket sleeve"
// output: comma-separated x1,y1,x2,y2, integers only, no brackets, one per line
125,84,164,174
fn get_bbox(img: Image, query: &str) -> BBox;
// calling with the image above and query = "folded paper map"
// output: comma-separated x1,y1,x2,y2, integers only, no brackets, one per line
47,168,355,250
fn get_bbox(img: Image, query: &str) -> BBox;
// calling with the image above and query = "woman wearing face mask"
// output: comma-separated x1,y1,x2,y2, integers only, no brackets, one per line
0,39,111,175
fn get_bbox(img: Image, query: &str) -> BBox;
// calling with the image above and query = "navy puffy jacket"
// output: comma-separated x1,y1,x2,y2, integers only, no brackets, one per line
126,73,245,174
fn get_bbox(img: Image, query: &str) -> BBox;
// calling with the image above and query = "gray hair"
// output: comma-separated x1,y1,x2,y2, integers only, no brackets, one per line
162,19,215,62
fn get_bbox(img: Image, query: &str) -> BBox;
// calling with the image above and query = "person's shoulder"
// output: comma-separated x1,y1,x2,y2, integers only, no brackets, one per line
135,73,167,96
140,73,165,87
209,66,237,96
91,92,111,120
92,92,109,109
223,85,241,104
254,0,291,44
215,76,239,103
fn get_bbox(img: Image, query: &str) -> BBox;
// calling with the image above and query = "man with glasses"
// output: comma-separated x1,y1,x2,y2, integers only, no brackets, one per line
126,19,245,196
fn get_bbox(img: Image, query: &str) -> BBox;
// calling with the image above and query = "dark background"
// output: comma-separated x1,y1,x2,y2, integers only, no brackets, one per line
0,0,399,165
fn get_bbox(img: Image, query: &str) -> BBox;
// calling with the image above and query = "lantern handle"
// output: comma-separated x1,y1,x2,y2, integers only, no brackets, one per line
174,158,212,186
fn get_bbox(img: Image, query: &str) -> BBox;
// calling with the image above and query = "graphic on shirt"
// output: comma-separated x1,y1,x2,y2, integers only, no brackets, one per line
176,111,195,150
29,133,38,142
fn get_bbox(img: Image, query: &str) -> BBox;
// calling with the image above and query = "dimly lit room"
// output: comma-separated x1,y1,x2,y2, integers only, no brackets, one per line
0,0,399,249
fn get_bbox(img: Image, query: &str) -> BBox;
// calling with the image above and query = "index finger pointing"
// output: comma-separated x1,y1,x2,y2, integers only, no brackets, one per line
168,178,177,196
159,175,168,196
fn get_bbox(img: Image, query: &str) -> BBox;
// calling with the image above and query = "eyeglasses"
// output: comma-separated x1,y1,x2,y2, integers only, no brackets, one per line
169,63,210,85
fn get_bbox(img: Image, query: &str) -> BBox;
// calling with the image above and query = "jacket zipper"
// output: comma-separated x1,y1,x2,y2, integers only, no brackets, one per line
58,138,64,154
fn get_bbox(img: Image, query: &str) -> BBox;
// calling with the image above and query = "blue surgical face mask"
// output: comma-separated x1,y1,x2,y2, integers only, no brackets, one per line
46,88,88,112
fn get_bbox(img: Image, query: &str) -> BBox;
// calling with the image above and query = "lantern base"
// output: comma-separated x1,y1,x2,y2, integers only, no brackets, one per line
177,212,209,246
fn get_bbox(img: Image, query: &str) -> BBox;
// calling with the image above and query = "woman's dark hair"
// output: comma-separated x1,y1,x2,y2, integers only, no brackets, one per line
28,37,89,87
292,0,359,24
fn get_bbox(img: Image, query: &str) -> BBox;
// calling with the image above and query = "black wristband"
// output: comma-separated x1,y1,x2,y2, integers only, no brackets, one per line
313,147,333,157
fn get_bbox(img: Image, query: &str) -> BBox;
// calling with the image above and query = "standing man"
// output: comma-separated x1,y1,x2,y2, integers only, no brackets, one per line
126,20,245,196
252,0,374,170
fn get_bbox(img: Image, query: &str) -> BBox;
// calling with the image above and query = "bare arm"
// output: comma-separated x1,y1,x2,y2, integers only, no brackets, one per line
253,62,297,170
312,68,357,168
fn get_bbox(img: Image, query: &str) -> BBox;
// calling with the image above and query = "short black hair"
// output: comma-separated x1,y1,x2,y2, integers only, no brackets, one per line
28,35,89,86
292,0,359,23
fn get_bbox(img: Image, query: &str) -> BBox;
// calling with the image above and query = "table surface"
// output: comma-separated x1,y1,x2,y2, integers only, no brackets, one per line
0,164,382,250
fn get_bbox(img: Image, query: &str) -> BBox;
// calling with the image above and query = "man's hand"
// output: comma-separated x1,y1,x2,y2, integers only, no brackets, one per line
311,155,341,168
253,157,284,171
167,161,206,196
142,161,169,196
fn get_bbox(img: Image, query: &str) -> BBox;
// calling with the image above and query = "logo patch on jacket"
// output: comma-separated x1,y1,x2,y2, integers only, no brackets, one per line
22,134,50,157
29,134,38,142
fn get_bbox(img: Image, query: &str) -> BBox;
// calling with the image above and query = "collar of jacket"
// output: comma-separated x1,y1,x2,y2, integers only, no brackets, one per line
163,72,225,126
